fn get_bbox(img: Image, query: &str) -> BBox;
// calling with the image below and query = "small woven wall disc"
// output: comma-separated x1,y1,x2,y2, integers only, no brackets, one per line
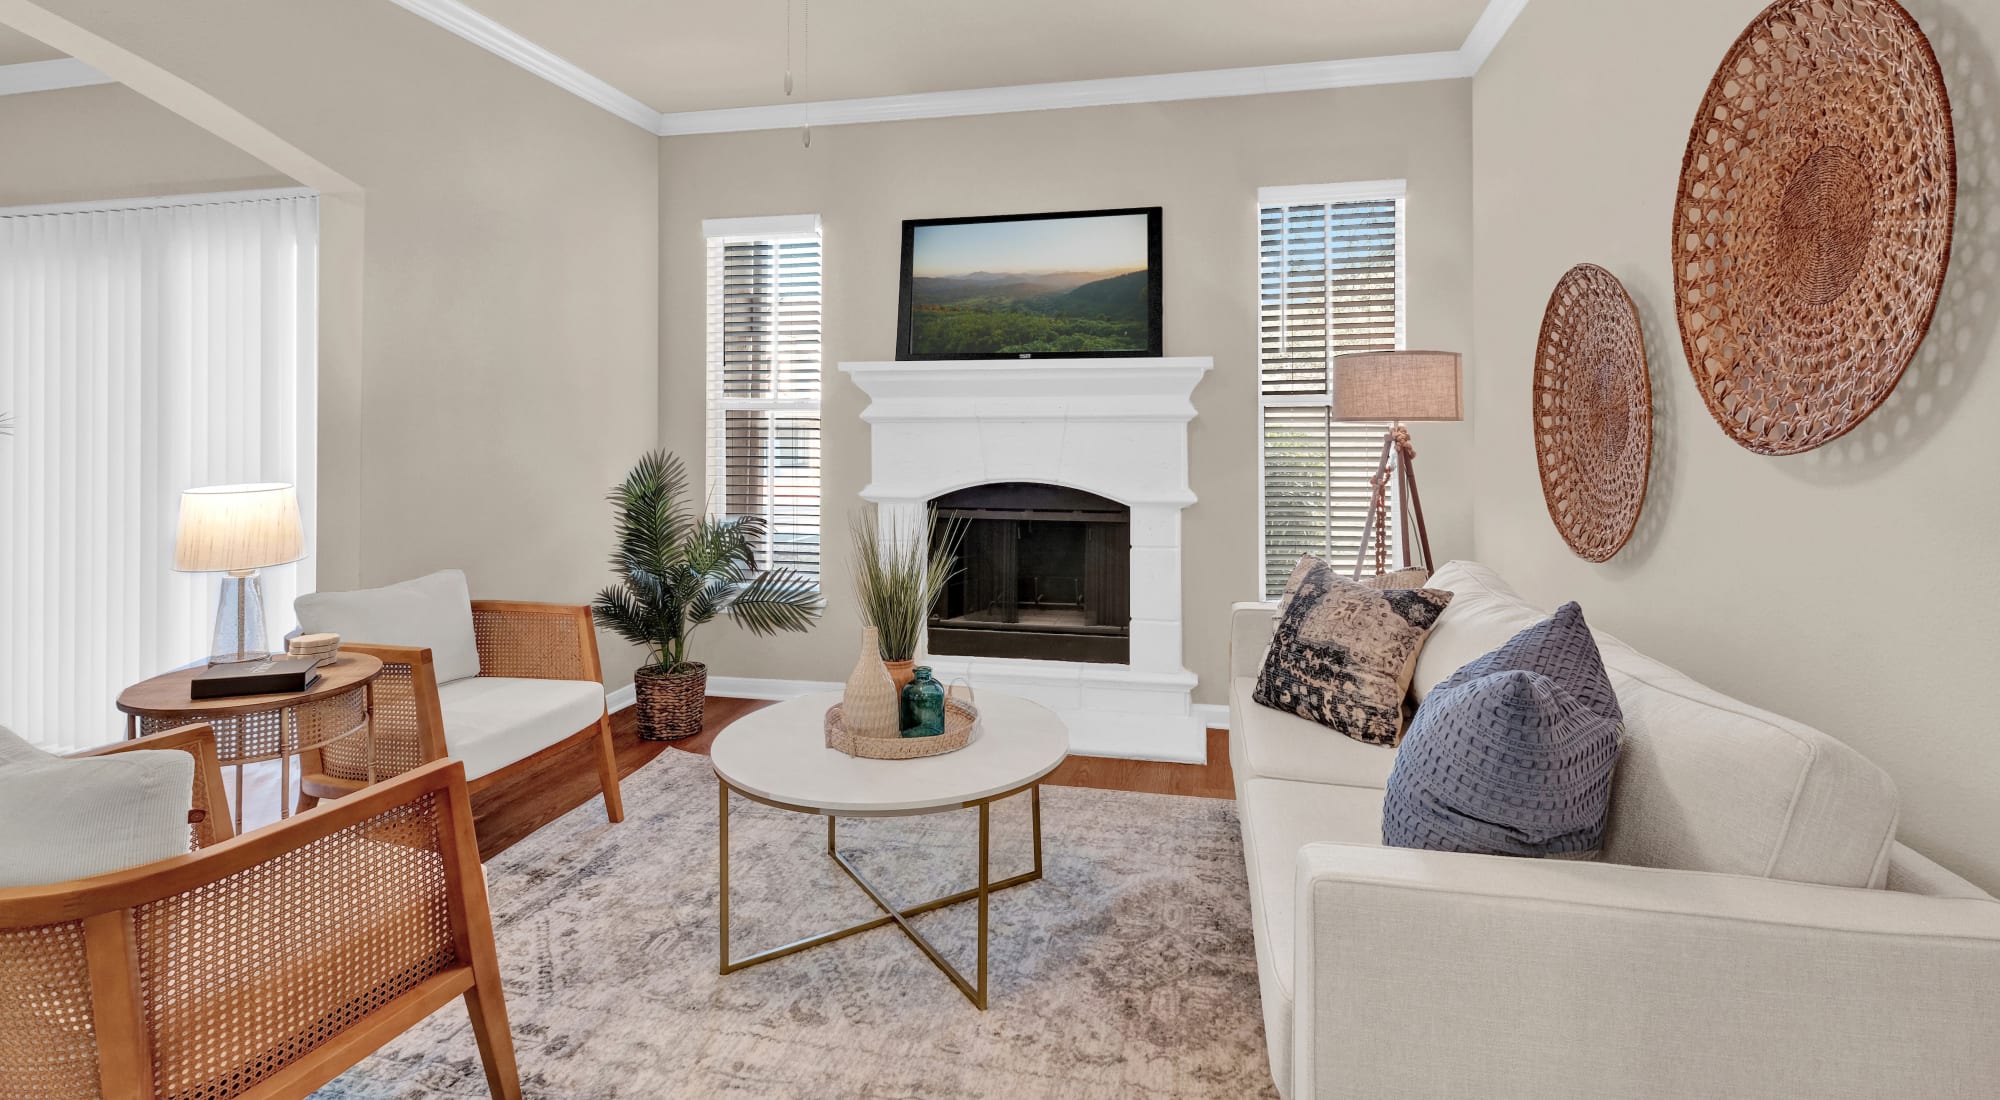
1534,264,1652,563
1672,0,1955,456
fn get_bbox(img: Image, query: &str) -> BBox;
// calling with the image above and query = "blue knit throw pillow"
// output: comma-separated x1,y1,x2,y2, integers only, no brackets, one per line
1434,601,1623,727
1383,670,1620,857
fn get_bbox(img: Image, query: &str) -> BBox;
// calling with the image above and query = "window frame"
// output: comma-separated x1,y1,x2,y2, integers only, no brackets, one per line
1253,180,1410,599
702,214,825,582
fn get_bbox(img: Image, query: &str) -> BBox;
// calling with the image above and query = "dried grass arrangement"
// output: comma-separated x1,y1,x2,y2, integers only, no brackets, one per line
849,507,963,664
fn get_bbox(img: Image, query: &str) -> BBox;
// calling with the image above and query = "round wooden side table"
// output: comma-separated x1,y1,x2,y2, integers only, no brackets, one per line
116,654,384,833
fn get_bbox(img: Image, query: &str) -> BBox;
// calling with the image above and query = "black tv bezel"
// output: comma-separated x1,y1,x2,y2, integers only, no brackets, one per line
894,206,1164,361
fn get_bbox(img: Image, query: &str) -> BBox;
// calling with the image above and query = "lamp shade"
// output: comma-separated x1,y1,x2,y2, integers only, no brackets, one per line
173,483,306,573
1332,351,1464,422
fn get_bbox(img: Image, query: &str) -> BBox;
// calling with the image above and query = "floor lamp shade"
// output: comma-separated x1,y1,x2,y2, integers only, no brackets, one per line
174,484,306,664
1329,351,1464,577
1331,351,1464,423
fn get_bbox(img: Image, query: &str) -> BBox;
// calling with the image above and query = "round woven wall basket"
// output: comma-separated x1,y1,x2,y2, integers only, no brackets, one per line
1671,0,1955,456
1534,264,1652,563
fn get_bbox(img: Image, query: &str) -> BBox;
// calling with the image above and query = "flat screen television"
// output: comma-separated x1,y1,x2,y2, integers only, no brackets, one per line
895,207,1163,361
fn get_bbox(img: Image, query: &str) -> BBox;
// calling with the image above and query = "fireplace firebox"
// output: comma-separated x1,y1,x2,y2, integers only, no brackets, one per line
928,483,1130,664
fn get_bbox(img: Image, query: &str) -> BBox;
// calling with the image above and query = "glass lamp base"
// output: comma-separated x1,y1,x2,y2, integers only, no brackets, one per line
208,570,272,665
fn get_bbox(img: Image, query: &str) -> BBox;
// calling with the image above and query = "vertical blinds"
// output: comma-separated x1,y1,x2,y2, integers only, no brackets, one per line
1258,188,1405,598
0,190,319,751
705,229,822,581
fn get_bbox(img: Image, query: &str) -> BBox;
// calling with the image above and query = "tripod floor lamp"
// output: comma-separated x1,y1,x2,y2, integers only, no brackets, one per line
1332,351,1464,578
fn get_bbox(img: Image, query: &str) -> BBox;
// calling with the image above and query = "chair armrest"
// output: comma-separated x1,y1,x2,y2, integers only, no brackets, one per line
69,723,234,847
1230,601,1278,680
470,600,602,683
1291,843,2000,1100
329,643,447,779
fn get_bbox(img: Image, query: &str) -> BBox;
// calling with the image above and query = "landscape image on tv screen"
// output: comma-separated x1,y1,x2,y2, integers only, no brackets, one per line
900,209,1159,359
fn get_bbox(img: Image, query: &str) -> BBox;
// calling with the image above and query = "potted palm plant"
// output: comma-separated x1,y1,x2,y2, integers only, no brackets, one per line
850,507,963,691
594,451,822,740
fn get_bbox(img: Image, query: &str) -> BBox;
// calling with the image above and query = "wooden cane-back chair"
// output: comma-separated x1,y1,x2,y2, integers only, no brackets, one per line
0,724,520,1100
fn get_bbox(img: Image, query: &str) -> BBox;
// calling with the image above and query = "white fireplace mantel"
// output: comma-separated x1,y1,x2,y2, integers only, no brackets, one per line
841,357,1213,763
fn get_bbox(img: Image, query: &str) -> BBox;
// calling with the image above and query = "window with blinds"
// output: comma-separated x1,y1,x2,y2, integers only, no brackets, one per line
704,216,823,582
1256,182,1407,599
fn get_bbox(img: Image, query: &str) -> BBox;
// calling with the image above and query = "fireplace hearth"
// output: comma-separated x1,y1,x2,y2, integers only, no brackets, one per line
929,483,1130,664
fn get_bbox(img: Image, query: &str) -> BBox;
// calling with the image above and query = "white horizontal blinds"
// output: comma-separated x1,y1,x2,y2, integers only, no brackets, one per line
0,191,319,751
1257,183,1406,598
704,216,822,582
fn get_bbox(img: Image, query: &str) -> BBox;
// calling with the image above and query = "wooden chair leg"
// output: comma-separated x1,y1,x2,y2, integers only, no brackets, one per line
463,983,522,1100
594,715,626,824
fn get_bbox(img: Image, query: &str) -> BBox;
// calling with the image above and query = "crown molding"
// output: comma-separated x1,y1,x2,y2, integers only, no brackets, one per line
1459,0,1532,71
656,49,1472,137
0,57,114,97
383,0,659,132
379,0,1531,137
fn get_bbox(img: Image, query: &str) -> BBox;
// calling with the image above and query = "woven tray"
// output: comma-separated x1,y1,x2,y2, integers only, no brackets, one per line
825,697,978,760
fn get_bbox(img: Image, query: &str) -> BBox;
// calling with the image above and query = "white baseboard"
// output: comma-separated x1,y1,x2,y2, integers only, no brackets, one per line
605,683,635,712
1192,703,1231,732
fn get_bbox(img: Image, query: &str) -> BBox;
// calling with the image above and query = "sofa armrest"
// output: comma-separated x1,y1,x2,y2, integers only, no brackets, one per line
69,723,234,847
1292,843,2000,1100
470,600,602,683
1230,601,1278,680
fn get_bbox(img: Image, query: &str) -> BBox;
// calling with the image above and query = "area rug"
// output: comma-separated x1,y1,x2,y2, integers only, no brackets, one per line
312,748,1277,1099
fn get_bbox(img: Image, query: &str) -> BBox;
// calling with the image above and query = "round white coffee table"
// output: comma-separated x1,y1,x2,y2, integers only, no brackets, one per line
710,690,1068,1009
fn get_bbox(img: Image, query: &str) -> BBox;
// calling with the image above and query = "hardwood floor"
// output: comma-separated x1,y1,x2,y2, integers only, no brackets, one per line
468,698,1234,859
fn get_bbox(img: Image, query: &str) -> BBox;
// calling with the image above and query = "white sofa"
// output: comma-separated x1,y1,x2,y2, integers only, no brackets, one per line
1228,561,2000,1100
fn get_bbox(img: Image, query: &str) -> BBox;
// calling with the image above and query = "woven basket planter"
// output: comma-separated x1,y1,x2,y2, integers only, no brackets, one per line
634,662,706,742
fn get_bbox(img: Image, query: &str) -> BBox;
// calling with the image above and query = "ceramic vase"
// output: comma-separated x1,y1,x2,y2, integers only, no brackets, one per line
883,658,917,694
843,627,900,739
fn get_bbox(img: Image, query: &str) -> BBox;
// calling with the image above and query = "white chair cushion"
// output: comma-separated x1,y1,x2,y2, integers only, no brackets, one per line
1237,777,1386,1098
0,726,194,887
1229,677,1398,794
296,569,483,685
436,677,605,781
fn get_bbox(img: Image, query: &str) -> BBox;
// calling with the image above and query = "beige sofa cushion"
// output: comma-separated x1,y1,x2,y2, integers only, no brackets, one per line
1238,777,1385,1099
1415,561,1900,889
1410,561,1545,700
1229,677,1398,794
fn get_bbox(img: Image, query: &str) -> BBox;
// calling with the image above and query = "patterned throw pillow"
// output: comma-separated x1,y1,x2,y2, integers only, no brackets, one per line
1432,601,1622,726
1274,557,1429,616
1382,670,1620,858
1254,557,1453,745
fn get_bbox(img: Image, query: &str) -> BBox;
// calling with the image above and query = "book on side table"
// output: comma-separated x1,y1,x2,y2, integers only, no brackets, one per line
190,656,323,700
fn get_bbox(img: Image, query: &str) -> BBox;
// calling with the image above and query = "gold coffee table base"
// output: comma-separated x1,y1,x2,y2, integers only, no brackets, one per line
717,779,1044,1011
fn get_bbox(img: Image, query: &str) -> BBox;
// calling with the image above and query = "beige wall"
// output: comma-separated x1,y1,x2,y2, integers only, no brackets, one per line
1472,0,2000,890
0,83,292,205
660,83,1475,705
7,1,662,691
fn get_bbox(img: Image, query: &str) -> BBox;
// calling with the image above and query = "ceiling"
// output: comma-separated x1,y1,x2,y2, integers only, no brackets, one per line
458,0,1493,114
0,25,63,66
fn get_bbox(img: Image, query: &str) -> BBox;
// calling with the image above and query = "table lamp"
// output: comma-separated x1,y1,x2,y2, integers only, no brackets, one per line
174,483,306,665
1331,351,1463,577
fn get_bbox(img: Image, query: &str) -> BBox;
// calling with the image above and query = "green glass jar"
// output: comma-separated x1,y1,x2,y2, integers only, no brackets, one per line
899,666,946,738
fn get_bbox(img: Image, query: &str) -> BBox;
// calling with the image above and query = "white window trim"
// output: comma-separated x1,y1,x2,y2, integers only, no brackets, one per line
703,214,824,578
1252,180,1410,597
